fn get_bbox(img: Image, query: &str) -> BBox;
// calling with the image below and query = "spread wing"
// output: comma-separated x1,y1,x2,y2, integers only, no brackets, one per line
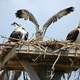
15,9,39,32
43,7,74,36
66,29,79,42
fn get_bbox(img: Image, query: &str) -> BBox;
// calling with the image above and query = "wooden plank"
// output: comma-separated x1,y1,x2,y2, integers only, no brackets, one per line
15,49,80,57
0,49,80,72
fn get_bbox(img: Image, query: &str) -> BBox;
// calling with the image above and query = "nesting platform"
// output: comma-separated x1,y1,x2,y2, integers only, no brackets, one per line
0,40,80,72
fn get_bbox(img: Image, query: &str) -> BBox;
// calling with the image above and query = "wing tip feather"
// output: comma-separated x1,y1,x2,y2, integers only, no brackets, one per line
15,10,23,18
66,7,74,13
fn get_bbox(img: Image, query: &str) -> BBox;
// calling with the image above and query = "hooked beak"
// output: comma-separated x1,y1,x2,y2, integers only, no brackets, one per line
11,22,20,27
11,22,16,25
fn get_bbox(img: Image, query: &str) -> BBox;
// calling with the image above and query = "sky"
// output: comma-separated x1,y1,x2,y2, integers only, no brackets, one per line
0,0,80,43
0,0,80,80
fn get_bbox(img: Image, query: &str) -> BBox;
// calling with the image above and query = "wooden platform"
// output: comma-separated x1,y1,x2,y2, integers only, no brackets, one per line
0,40,80,72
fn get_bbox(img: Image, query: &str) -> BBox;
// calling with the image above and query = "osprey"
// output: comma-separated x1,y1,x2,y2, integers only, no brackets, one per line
66,24,80,43
15,7,74,40
9,22,28,42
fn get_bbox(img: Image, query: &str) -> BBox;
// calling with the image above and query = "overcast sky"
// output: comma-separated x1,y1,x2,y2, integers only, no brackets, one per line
0,0,80,42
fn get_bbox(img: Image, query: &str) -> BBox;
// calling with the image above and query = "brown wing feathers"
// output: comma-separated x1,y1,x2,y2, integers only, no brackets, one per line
66,29,79,42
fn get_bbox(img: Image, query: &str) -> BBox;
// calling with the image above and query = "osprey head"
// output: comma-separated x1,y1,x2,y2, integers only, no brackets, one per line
35,28,43,41
77,26,80,28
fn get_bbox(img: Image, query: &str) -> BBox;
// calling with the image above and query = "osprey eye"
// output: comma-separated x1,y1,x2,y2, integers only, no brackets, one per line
22,27,25,30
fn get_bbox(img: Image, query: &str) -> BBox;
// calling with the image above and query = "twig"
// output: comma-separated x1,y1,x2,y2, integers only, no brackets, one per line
51,52,61,70
50,52,61,80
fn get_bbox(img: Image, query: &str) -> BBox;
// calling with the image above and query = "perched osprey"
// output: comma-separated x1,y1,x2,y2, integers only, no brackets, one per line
9,22,28,42
66,24,80,43
15,7,74,40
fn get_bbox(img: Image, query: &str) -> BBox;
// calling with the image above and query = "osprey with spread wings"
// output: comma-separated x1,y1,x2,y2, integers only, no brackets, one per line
15,7,74,40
